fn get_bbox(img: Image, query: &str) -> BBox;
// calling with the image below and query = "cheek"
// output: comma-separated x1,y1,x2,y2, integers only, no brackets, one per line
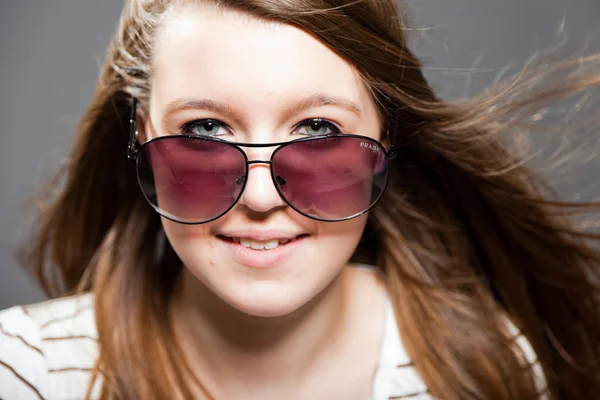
161,218,216,265
312,216,367,263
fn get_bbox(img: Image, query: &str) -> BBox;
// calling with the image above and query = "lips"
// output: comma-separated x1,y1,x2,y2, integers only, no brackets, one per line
216,234,309,269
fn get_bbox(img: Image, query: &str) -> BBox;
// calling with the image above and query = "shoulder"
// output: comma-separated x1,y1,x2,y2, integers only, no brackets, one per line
503,315,548,398
373,299,549,400
372,298,431,400
0,293,100,399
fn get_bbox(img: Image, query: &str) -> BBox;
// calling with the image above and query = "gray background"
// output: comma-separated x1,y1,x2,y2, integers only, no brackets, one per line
1,1,599,309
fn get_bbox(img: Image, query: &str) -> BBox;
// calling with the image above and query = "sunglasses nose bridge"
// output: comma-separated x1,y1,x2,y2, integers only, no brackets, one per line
246,160,272,166
241,142,278,162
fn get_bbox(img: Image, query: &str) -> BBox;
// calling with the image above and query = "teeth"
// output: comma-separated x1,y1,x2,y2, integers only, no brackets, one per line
264,240,279,250
235,237,296,251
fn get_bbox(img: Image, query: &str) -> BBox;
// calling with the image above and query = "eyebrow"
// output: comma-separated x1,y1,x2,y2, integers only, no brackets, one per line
162,93,362,126
281,93,362,120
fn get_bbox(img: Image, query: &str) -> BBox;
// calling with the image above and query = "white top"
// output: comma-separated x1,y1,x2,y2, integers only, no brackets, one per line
0,292,545,400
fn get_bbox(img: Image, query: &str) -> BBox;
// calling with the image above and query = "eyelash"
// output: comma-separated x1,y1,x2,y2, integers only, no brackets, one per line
179,118,343,137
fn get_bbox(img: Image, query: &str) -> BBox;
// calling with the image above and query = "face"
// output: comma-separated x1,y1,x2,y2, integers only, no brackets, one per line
142,4,382,318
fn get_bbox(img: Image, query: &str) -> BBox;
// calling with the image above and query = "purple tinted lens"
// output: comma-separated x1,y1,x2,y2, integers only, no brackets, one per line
137,137,246,223
272,136,387,220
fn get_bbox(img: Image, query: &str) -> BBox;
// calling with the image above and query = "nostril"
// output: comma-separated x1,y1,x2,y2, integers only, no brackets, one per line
275,175,286,186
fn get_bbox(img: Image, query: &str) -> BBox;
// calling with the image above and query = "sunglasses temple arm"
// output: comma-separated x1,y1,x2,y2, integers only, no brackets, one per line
386,107,398,160
128,97,140,165
387,145,397,160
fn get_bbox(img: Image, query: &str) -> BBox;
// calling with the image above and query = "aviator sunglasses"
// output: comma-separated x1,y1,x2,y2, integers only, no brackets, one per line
127,98,396,224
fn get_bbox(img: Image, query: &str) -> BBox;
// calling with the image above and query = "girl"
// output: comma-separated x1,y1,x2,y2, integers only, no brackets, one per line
1,1,599,399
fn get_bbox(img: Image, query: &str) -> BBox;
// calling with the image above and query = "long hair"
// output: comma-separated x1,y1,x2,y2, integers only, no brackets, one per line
18,0,600,398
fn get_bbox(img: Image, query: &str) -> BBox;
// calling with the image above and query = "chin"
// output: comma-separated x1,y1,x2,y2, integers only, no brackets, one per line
218,281,316,318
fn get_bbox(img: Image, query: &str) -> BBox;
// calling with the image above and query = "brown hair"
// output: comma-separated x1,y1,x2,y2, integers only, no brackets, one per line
19,0,600,398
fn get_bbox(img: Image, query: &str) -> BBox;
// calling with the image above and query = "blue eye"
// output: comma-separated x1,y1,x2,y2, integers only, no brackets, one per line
295,119,341,136
181,119,228,137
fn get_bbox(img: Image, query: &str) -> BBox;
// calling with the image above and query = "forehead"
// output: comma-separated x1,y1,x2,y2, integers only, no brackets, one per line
149,4,377,122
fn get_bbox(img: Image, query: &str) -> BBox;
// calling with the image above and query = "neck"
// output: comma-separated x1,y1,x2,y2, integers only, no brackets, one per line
170,268,352,396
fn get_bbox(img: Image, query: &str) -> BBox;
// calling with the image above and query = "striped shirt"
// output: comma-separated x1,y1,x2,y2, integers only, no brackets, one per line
0,293,545,400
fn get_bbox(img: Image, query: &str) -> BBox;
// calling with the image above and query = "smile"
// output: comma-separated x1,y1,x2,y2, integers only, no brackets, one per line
218,235,307,251
217,234,309,269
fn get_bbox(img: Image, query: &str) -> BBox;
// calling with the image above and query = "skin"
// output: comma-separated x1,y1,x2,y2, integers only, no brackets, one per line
140,4,388,399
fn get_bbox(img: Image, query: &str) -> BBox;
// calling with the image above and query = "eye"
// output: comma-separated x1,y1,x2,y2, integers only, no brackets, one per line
294,118,341,136
180,119,229,137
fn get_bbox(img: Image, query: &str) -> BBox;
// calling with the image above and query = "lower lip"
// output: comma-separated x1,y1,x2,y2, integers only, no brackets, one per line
218,235,308,269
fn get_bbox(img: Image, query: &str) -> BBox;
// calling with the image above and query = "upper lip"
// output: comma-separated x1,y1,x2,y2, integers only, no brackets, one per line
217,229,307,242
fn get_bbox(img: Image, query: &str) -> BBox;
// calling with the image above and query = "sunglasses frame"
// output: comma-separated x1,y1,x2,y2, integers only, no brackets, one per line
127,98,397,224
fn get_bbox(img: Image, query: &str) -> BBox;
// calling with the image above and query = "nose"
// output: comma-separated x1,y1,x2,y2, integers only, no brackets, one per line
238,160,286,215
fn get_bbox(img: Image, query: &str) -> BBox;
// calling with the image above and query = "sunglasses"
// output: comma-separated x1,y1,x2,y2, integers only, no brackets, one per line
127,98,396,224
